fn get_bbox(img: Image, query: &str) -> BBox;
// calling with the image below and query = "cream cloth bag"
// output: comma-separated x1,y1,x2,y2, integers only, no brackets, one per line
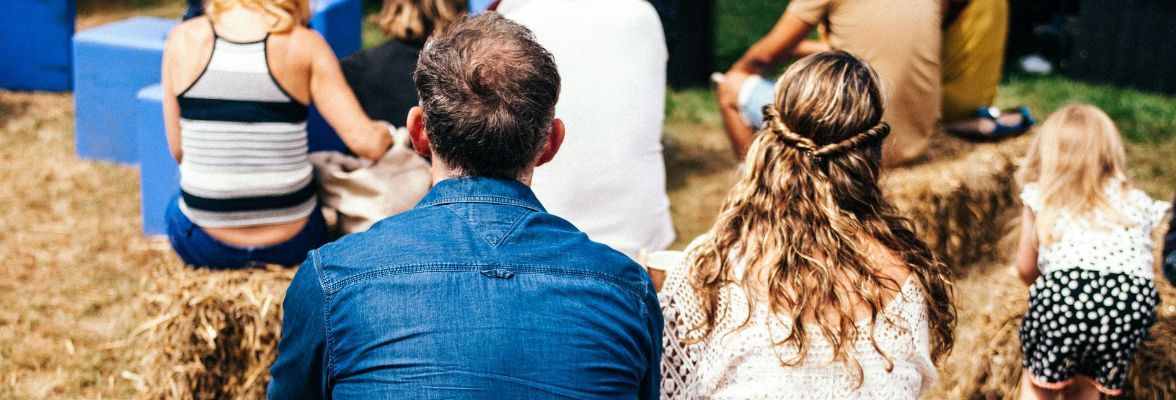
310,127,431,234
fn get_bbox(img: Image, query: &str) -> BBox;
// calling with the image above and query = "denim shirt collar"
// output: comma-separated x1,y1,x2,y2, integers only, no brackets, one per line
416,177,546,212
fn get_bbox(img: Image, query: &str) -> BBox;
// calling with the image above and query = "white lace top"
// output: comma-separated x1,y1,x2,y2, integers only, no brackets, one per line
658,257,936,399
1020,180,1171,279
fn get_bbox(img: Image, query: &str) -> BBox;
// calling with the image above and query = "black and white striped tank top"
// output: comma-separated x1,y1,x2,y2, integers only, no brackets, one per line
177,27,315,228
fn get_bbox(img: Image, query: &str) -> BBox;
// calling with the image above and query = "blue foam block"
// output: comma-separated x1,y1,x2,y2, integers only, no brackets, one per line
73,17,175,164
312,0,362,58
469,0,496,13
136,84,179,236
0,0,76,91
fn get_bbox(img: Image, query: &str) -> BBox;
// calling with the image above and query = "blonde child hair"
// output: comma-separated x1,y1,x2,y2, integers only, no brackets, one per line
687,51,956,375
373,0,467,43
1016,104,1132,244
205,0,311,33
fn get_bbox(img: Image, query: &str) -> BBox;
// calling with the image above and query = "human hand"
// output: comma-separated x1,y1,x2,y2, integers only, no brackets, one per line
716,69,751,114
367,120,396,162
374,120,395,141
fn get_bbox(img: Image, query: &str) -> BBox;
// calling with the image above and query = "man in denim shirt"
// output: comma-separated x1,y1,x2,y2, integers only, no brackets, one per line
268,13,663,399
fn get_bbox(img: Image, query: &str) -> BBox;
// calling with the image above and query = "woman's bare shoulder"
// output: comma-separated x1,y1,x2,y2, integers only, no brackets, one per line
265,25,332,68
167,16,213,48
282,26,331,52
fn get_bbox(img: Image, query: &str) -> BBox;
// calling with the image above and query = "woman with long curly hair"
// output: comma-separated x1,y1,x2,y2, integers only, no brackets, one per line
657,51,956,399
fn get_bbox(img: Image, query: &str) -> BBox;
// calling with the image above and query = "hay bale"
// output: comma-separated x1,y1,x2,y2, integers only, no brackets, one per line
883,134,1029,271
130,263,294,400
930,263,1176,399
1121,282,1176,400
928,263,1027,399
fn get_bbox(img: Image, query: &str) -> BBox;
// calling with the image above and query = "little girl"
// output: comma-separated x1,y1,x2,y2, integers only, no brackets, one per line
1015,104,1171,399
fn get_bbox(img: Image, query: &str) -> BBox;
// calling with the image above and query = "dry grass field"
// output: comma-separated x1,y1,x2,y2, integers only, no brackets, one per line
3,84,1173,400
1,1,1174,398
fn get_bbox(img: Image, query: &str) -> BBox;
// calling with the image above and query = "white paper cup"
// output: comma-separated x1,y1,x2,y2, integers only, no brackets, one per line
643,250,685,290
645,250,685,272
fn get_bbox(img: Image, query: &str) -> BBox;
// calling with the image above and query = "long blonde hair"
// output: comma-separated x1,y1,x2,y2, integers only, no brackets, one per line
688,51,955,378
374,0,467,43
1016,104,1131,244
205,0,311,33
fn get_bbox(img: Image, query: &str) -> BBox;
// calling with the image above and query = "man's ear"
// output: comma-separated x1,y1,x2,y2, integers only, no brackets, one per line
407,106,431,158
535,118,564,167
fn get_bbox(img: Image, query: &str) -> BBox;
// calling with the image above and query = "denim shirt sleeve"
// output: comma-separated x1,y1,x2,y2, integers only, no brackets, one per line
640,280,664,400
268,252,330,400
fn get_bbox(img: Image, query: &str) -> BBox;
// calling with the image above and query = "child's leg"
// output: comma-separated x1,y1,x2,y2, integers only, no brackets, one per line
1019,371,1060,400
1060,379,1099,400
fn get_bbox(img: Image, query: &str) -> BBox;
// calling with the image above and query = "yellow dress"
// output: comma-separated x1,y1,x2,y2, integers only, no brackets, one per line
941,0,1008,122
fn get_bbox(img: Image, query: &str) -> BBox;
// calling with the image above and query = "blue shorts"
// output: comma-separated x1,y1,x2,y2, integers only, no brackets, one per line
165,196,326,269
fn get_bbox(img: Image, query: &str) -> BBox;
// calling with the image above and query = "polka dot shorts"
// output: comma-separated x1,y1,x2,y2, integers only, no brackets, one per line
1020,268,1158,394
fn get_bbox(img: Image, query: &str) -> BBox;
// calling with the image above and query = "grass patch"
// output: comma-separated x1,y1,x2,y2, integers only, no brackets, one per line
714,0,786,70
76,0,183,29
999,74,1176,143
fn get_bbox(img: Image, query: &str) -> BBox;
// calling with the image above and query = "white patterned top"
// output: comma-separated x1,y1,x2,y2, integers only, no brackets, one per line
1020,180,1171,279
658,258,937,400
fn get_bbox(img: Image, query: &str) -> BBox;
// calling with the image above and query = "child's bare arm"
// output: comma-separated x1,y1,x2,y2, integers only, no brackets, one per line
1015,206,1041,285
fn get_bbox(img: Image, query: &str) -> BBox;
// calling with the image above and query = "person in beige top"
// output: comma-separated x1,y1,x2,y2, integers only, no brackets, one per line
717,0,942,166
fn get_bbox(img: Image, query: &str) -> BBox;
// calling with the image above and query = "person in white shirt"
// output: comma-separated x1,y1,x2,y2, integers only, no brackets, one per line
496,0,675,258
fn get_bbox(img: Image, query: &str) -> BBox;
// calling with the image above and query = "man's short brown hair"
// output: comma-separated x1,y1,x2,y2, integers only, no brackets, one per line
413,12,561,179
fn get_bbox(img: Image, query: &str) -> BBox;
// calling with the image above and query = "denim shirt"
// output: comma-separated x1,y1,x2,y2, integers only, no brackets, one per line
269,177,663,399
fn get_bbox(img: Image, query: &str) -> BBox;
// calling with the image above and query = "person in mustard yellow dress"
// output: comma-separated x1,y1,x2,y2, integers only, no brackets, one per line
941,0,1034,140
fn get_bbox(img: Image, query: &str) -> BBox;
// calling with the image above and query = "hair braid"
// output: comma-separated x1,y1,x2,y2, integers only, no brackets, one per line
763,106,818,152
763,106,889,163
811,122,890,160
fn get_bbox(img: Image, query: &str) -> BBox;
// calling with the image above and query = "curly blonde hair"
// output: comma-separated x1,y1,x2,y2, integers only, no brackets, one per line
688,51,956,381
205,0,310,33
374,0,467,43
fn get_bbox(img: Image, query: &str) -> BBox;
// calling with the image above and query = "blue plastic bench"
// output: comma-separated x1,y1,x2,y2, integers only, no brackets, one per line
73,17,175,164
0,0,75,91
136,84,178,236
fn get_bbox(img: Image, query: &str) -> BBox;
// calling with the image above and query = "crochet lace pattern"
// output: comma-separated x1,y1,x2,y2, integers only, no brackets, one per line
658,262,937,399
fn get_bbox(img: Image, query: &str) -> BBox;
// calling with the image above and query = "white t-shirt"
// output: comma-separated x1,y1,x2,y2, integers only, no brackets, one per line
499,0,676,258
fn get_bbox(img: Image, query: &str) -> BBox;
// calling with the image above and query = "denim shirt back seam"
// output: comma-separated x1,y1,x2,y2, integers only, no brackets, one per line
321,263,647,301
417,195,543,212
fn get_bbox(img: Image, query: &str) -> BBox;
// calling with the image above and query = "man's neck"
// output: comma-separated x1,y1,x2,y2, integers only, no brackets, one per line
430,160,534,186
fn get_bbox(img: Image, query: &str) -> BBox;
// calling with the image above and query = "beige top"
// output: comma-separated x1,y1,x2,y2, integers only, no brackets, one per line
787,0,943,165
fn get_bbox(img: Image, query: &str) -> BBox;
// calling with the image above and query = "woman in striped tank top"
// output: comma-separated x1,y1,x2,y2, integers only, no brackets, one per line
161,0,394,269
